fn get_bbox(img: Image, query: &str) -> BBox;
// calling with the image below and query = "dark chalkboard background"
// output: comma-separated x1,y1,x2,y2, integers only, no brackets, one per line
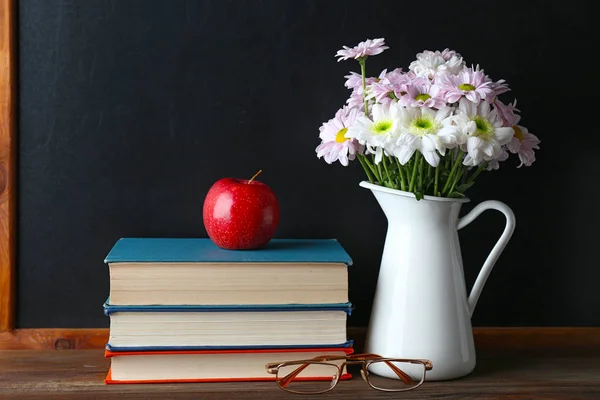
17,0,598,328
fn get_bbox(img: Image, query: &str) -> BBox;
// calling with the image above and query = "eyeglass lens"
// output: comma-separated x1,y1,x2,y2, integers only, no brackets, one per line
366,360,425,391
276,362,341,394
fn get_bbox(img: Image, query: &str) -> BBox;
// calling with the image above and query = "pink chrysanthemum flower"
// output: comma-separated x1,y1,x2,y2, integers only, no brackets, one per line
384,68,406,83
346,91,366,111
494,99,521,127
391,71,416,103
506,125,540,167
369,82,395,104
400,78,446,109
491,79,510,97
346,70,384,94
346,70,387,111
336,38,389,62
472,64,510,98
316,107,365,166
367,68,411,103
345,72,378,92
438,67,495,104
366,69,399,104
345,72,364,91
441,48,460,61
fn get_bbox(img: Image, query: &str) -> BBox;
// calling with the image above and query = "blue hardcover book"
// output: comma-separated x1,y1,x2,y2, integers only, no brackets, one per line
105,238,353,264
104,300,354,352
105,238,353,306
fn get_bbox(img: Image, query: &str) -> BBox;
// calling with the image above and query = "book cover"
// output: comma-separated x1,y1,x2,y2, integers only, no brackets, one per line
104,299,353,352
104,238,353,265
104,238,352,306
103,299,354,314
104,347,354,384
105,342,355,352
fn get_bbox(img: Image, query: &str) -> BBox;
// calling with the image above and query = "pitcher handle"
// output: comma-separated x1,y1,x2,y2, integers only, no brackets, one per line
457,200,516,317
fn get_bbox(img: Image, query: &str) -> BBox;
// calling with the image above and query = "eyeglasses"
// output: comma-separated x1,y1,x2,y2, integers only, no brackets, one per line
265,353,432,394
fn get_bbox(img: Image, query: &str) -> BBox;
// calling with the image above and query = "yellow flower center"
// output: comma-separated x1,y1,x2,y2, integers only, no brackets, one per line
408,116,439,137
373,120,393,135
472,116,494,139
513,125,524,142
459,83,476,91
335,127,349,143
415,93,431,102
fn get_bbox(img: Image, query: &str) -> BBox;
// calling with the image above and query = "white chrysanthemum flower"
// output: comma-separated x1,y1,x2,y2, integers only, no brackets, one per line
393,106,460,167
409,49,465,80
486,148,509,171
345,103,401,164
453,99,514,166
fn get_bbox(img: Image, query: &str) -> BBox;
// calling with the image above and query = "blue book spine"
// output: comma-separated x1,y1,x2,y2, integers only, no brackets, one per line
103,300,354,316
105,341,355,352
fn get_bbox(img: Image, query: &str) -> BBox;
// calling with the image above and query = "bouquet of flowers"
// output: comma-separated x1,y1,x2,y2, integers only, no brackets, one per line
316,38,540,199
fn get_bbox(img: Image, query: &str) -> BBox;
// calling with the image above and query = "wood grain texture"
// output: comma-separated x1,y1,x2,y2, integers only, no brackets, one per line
473,326,600,349
0,329,109,350
0,0,16,333
0,348,599,399
1,327,599,351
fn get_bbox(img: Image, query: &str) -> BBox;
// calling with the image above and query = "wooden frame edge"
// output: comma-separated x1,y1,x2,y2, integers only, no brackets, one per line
0,327,599,350
0,0,16,333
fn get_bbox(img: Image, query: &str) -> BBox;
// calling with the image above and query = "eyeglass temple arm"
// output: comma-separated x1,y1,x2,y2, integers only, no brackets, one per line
351,354,414,384
278,355,332,388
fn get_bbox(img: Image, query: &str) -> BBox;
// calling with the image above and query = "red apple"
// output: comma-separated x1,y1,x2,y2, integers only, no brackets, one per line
203,170,280,250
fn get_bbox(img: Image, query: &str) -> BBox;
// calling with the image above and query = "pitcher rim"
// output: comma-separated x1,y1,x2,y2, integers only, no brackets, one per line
359,181,471,203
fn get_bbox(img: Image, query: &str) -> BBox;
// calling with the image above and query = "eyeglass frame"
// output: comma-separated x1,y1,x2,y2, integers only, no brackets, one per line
265,353,433,394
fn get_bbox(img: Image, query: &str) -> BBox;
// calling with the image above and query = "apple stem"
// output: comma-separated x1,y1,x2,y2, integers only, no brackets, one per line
248,169,263,184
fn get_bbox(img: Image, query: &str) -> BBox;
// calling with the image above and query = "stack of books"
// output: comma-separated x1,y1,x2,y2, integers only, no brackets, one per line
103,237,354,383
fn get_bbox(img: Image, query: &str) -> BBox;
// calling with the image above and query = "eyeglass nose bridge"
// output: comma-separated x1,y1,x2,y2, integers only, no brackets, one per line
343,359,369,366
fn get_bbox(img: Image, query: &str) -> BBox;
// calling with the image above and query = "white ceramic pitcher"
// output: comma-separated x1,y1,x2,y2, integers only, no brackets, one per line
360,181,516,381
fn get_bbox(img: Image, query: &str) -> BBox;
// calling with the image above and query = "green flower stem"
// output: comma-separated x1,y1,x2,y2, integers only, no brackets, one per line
395,158,407,191
445,152,452,171
442,150,464,195
359,58,369,115
364,154,380,181
448,166,465,195
381,156,395,189
434,165,440,196
357,154,375,183
376,162,385,184
409,152,421,192
368,154,381,182
466,163,487,184
418,154,424,191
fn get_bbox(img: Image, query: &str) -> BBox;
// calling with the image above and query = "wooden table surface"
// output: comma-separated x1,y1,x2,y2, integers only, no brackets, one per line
1,349,599,399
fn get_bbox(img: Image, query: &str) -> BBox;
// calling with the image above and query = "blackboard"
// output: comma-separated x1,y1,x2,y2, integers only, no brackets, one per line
16,0,598,329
